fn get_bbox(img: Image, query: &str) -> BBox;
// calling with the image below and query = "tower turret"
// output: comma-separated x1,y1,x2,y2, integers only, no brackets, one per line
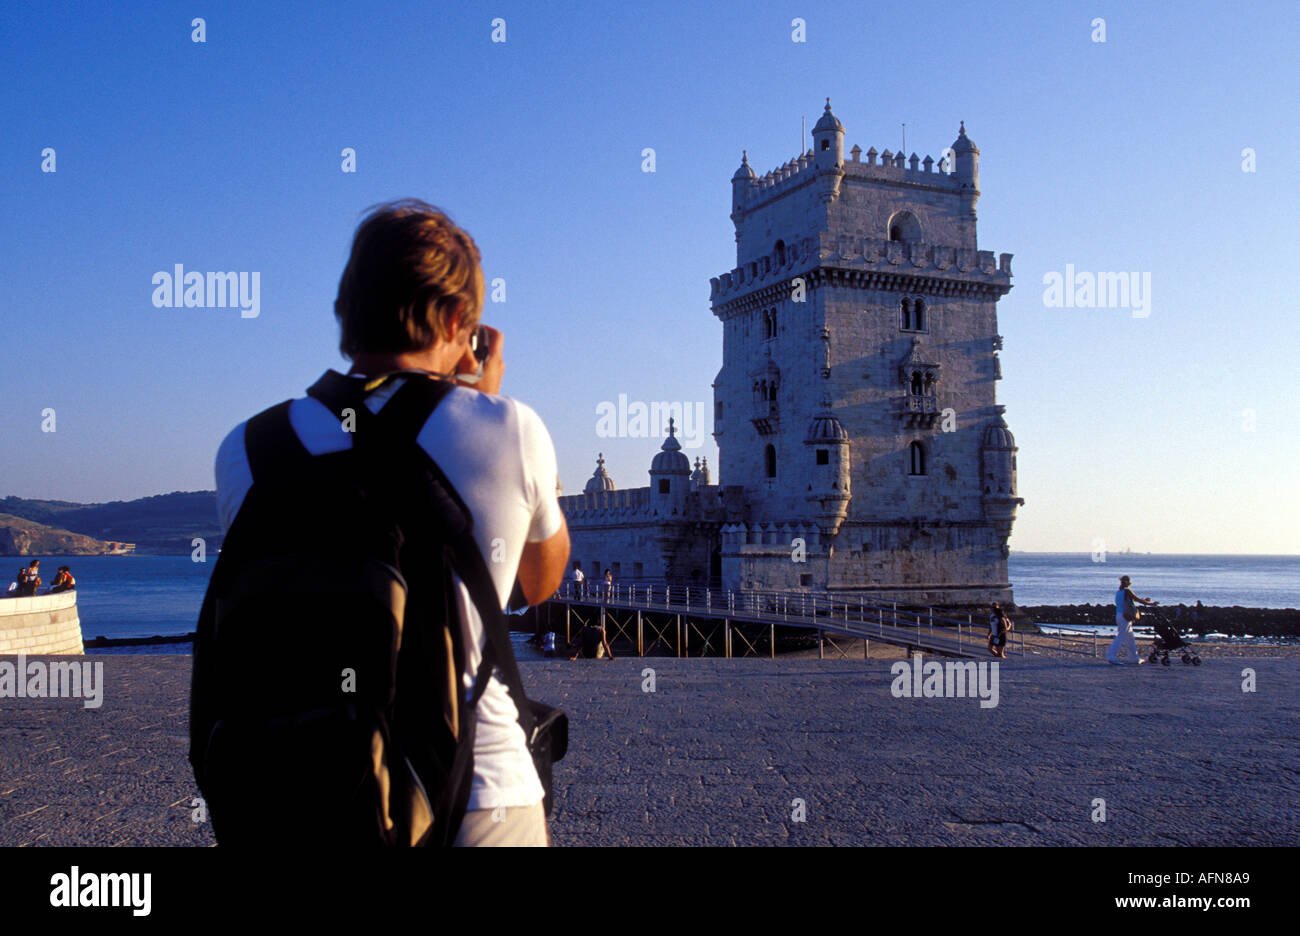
731,151,756,219
804,395,852,536
649,417,691,517
811,98,845,203
584,452,616,494
952,121,980,220
980,407,1023,556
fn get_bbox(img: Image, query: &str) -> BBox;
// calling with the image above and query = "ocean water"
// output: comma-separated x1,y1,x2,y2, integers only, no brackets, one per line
1008,552,1300,609
4,552,1297,647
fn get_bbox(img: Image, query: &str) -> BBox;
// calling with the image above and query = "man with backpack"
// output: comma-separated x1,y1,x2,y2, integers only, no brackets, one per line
191,200,570,847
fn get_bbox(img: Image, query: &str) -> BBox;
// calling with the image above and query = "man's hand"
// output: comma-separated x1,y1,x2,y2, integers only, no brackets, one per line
453,323,505,395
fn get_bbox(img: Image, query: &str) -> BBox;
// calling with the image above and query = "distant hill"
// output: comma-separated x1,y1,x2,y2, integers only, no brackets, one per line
0,492,222,556
0,513,130,557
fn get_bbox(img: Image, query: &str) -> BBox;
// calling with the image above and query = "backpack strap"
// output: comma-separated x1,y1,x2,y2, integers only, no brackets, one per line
307,370,537,740
370,378,538,741
244,400,311,483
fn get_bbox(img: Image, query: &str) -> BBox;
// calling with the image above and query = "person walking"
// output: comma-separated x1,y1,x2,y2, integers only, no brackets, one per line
1108,574,1157,665
987,602,1012,659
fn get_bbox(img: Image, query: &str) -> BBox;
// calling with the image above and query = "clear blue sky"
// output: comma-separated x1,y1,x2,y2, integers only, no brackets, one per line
2,0,1296,554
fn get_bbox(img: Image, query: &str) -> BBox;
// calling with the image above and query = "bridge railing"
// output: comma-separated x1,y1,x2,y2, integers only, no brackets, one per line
551,582,1035,657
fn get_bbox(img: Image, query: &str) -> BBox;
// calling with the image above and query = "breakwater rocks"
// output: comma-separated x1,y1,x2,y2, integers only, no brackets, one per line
1017,603,1300,639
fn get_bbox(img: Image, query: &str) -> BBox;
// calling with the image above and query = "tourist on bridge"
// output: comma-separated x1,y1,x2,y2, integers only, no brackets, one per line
569,564,585,599
1108,575,1158,665
602,568,614,602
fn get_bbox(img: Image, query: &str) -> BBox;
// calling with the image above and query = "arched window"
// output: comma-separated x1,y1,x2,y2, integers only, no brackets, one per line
910,372,924,396
764,444,777,478
901,296,926,330
886,210,922,243
774,240,786,266
908,441,926,476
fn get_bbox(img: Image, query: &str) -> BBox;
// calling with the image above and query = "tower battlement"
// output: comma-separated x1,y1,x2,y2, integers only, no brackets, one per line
710,235,1012,307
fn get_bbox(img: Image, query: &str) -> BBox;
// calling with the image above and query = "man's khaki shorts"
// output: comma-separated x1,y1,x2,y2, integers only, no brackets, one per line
453,801,549,847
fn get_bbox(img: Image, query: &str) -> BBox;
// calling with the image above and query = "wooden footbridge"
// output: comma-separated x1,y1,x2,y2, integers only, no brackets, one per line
536,582,1024,659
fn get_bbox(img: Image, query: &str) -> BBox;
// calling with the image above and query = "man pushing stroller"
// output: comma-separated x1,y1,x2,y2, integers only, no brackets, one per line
1108,575,1158,665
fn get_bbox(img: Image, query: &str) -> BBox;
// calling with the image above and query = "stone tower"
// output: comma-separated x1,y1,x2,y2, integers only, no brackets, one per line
710,100,1022,604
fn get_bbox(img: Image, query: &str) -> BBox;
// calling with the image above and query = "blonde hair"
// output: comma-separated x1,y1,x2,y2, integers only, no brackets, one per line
334,199,484,358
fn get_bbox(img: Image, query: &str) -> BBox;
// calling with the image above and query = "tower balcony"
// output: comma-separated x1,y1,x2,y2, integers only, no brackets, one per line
750,399,779,435
899,394,939,429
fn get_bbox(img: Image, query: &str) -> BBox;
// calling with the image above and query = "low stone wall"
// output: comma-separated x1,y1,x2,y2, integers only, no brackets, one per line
0,592,83,654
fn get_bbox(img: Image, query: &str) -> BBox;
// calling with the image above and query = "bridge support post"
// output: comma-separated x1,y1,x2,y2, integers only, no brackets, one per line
864,637,869,659
565,603,570,643
770,622,775,659
818,629,824,660
637,610,643,657
677,614,682,658
724,619,730,658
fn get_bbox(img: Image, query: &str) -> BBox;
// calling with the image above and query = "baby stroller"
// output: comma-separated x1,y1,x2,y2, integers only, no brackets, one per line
1145,609,1202,666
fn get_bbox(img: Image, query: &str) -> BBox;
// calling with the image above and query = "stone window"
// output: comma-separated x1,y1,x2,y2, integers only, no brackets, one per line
887,210,922,243
902,296,926,330
612,562,621,578
908,441,927,476
716,401,723,420
774,240,786,266
800,573,813,586
764,443,777,478
816,449,829,465
634,562,644,578
658,479,670,494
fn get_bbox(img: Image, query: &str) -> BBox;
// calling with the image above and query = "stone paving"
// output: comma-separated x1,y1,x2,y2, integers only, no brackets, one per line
0,654,1295,846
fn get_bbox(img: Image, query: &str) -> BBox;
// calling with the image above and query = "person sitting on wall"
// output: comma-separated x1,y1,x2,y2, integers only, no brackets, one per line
568,621,615,661
19,560,42,596
49,566,76,593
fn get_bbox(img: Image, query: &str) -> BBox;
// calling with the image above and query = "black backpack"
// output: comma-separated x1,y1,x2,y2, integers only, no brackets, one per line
189,370,546,847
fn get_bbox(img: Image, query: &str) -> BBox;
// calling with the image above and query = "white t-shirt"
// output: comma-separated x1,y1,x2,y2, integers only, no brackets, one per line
214,372,564,811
